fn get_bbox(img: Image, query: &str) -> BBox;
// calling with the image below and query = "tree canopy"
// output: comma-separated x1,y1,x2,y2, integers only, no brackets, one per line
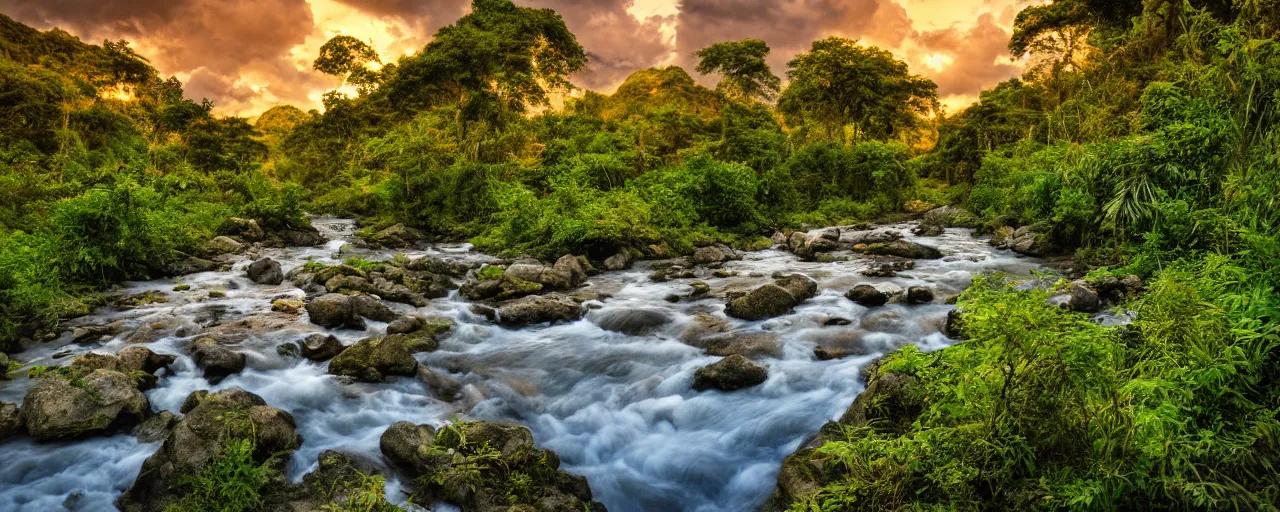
694,38,781,102
778,37,939,143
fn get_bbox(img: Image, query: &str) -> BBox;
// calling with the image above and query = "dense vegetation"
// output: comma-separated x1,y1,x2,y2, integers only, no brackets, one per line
790,0,1280,510
2,0,1280,509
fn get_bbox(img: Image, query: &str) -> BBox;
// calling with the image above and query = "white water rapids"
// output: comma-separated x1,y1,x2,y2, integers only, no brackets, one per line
0,220,1044,512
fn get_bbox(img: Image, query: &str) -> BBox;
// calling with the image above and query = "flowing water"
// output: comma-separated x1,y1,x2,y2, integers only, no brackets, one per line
0,220,1044,512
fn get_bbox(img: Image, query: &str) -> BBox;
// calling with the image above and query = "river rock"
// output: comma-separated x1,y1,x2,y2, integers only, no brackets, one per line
1091,274,1144,303
725,274,818,321
864,239,943,259
862,256,915,278
846,284,888,307
554,254,588,287
494,294,584,326
366,223,425,248
602,250,633,271
847,229,901,245
1051,280,1101,313
116,346,176,375
691,331,783,359
216,217,265,242
277,225,328,247
246,257,284,285
381,420,604,512
406,255,472,277
692,355,768,391
306,293,366,330
300,334,344,361
690,244,740,265
117,388,300,512
922,206,975,228
995,224,1054,256
202,235,245,256
590,307,673,335
1,402,23,440
906,286,935,304
912,223,944,236
20,368,150,441
350,294,398,322
191,338,246,383
788,231,840,260
504,260,576,290
328,331,440,382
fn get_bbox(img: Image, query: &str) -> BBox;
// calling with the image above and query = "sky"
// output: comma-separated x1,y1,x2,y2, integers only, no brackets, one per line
0,0,1031,117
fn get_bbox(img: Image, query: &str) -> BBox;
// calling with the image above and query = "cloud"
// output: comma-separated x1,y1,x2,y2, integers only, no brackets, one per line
0,0,1028,115
913,11,1022,98
520,0,674,90
0,0,330,116
673,0,915,83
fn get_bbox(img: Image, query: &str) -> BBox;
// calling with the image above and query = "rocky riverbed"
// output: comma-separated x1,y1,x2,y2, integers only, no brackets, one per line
0,218,1048,511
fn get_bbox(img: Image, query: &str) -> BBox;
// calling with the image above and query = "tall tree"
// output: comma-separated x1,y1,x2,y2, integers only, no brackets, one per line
694,38,781,102
778,37,938,143
384,0,586,125
313,35,382,95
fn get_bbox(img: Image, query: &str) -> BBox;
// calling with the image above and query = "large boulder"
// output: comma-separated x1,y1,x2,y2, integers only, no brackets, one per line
503,261,575,290
725,275,818,321
690,331,783,359
118,388,300,512
328,330,446,382
201,235,245,256
191,337,247,383
846,284,888,307
20,368,150,440
861,256,915,278
602,250,634,271
277,225,327,247
246,257,284,285
921,206,976,228
306,293,367,330
690,244,740,265
492,295,583,326
906,286,935,304
788,230,840,260
864,240,943,259
380,420,605,512
406,255,472,277
116,346,177,375
553,254,588,287
364,223,425,248
217,217,265,242
692,355,768,391
299,334,345,361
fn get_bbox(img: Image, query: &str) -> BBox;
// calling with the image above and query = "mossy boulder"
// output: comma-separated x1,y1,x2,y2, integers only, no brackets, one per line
692,354,768,391
117,388,301,512
306,293,367,329
725,274,818,320
265,450,403,511
20,368,151,441
846,284,889,307
247,257,284,285
381,420,606,512
328,328,450,382
494,294,584,326
299,333,345,361
865,239,943,260
191,337,247,383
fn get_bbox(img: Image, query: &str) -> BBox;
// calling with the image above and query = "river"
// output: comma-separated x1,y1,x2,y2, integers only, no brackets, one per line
0,220,1043,512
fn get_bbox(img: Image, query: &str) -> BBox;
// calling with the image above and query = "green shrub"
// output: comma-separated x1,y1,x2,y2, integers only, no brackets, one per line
165,438,274,512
